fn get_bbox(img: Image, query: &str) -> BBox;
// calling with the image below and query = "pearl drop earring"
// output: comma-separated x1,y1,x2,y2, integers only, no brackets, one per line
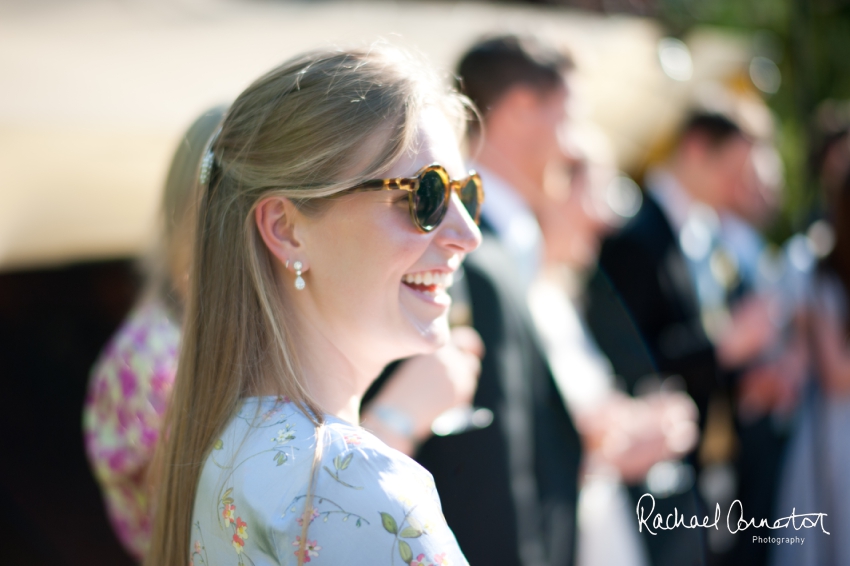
293,261,305,290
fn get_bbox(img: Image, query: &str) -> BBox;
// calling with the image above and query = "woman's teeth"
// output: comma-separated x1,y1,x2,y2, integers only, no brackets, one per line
402,271,454,294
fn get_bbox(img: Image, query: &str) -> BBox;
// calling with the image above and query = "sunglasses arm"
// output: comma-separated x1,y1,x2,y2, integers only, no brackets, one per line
348,178,417,193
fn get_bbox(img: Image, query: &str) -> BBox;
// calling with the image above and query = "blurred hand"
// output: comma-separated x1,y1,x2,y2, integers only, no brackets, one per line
717,295,779,369
362,326,483,454
578,391,699,484
737,343,808,422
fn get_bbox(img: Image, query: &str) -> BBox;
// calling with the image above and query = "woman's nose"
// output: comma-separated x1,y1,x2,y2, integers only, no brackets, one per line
435,192,482,253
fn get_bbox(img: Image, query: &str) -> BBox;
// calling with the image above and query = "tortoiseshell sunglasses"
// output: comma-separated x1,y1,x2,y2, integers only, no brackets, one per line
346,163,484,232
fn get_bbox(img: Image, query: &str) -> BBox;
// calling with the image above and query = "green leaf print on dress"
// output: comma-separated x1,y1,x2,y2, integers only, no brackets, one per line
323,451,364,489
376,504,453,566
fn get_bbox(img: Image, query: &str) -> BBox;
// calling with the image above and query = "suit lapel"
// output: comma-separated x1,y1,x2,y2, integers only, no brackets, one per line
641,194,703,321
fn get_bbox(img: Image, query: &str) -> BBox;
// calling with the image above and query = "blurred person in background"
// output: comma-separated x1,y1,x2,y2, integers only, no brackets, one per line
715,137,804,422
587,113,752,428
713,129,808,566
82,106,226,561
585,112,795,565
530,126,699,566
395,33,585,566
409,32,699,566
772,125,850,566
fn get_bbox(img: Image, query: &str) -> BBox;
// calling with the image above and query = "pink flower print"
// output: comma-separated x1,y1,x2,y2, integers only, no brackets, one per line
236,517,248,540
410,553,429,566
292,537,321,562
434,553,450,565
129,325,148,348
305,540,321,560
149,366,174,413
116,406,131,432
232,533,245,554
194,540,202,554
118,366,138,397
135,409,151,432
297,507,320,526
263,397,291,420
343,433,362,445
150,366,173,393
222,503,236,524
140,425,158,448
107,449,127,472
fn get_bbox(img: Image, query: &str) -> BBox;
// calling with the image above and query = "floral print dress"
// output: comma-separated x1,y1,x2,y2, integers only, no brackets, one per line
191,396,467,566
82,298,180,560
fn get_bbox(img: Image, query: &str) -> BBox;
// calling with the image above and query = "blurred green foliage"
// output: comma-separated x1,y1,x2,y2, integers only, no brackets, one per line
658,0,850,239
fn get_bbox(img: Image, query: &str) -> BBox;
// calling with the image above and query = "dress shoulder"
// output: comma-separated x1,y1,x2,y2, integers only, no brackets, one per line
271,417,465,565
191,398,467,566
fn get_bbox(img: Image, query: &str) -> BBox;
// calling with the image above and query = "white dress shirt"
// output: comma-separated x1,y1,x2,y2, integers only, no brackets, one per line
473,162,544,291
646,168,728,337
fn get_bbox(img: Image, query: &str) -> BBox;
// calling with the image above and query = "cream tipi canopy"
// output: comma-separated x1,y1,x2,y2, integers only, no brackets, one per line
0,0,752,270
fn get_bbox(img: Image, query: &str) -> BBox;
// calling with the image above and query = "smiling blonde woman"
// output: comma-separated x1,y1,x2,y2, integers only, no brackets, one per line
144,44,482,566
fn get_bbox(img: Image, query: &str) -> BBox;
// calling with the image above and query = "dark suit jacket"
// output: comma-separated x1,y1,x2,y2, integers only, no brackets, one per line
585,193,718,424
584,193,712,566
368,231,582,566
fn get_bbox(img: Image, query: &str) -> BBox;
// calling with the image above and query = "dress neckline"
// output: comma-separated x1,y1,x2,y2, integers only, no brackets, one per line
240,395,359,429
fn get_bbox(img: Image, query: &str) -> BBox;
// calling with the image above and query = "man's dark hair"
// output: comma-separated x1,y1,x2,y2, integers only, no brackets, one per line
456,34,573,120
678,112,746,150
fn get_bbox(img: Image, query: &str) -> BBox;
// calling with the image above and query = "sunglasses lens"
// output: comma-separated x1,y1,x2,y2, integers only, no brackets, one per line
414,169,448,231
460,178,481,223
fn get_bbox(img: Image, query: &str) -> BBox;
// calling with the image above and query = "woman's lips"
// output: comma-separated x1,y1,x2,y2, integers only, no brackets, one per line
403,282,442,296
401,270,454,304
402,270,454,288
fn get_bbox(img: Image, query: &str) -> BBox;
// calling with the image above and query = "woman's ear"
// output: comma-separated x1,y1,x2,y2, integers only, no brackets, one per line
254,196,305,268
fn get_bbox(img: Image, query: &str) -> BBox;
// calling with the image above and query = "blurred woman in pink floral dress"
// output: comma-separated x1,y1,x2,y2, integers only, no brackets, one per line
82,106,225,560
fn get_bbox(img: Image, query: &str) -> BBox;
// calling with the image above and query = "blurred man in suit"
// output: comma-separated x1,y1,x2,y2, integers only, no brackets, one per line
364,34,583,566
587,113,767,423
416,35,583,566
417,34,704,566
585,113,794,566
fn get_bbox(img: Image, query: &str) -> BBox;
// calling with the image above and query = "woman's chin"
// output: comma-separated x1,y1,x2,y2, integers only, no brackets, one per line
396,291,452,347
423,316,451,347
396,314,451,357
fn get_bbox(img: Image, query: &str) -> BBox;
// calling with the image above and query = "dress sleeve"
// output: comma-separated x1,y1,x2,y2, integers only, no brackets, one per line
271,427,468,566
